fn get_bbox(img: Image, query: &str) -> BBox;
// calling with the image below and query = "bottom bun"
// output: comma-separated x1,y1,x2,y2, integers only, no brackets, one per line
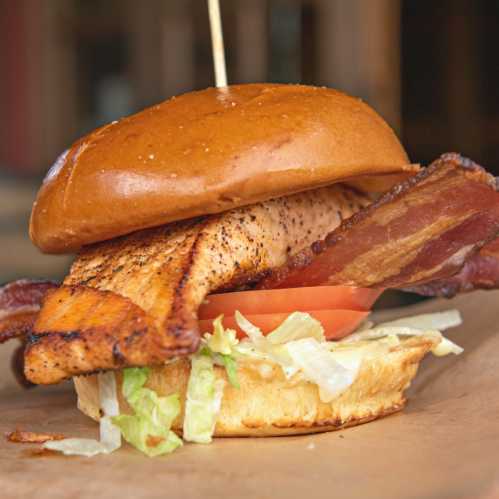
74,336,436,437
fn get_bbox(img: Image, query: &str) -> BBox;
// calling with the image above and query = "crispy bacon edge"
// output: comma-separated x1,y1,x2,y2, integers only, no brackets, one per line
0,280,58,387
3,155,499,386
406,238,499,297
257,153,499,290
5,429,65,444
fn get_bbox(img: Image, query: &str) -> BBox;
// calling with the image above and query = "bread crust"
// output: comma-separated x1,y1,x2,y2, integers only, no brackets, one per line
30,84,413,254
74,336,436,437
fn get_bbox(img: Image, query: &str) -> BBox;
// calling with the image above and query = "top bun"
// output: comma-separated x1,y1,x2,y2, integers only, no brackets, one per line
30,84,412,254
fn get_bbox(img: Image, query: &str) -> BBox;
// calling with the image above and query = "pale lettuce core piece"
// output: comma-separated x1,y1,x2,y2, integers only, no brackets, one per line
203,315,239,355
234,310,325,378
286,338,362,402
375,310,464,356
376,310,462,331
44,372,121,457
341,309,464,356
112,367,182,457
201,315,240,388
267,312,325,344
183,354,225,444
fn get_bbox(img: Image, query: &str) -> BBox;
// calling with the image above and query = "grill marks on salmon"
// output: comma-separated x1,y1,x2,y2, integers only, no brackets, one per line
25,185,369,384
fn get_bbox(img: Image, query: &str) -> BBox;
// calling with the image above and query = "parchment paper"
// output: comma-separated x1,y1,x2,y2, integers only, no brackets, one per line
1,291,499,499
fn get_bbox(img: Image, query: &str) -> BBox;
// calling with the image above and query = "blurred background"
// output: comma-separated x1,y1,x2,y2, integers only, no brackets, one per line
1,0,499,284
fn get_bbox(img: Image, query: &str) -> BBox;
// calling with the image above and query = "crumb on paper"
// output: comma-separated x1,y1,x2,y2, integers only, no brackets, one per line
6,429,65,444
306,442,315,450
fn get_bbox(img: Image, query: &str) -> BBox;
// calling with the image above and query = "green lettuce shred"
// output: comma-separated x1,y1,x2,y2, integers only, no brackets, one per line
112,367,182,457
202,315,240,388
183,354,225,444
220,353,239,388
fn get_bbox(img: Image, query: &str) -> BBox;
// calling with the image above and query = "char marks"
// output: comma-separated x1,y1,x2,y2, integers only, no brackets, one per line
26,186,366,384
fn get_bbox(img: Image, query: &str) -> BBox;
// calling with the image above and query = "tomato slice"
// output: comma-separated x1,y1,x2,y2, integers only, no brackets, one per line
199,309,368,341
199,286,381,319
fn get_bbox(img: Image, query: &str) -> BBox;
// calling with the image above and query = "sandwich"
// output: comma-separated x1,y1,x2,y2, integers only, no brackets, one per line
1,83,499,457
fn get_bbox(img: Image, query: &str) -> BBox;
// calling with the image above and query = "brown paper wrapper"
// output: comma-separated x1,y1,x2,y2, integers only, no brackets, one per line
1,291,499,499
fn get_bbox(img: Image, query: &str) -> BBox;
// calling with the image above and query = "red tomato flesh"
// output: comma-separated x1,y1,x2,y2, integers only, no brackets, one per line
199,286,381,319
199,309,369,341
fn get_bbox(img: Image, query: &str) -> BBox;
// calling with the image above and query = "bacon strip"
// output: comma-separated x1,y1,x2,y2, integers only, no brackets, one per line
407,238,499,297
0,280,57,388
6,429,65,444
0,280,57,344
258,154,499,290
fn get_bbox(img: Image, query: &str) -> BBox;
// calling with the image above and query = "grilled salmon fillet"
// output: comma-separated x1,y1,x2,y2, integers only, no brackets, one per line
25,185,370,384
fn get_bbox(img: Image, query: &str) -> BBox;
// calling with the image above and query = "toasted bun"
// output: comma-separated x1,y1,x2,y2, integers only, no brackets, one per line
74,336,435,437
30,84,413,254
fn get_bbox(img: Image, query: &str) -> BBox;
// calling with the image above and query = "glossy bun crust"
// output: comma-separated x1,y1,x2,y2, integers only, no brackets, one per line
30,84,411,254
74,336,435,437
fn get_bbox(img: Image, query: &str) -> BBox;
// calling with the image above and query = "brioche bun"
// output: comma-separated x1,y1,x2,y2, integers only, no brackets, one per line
30,84,414,254
74,336,435,437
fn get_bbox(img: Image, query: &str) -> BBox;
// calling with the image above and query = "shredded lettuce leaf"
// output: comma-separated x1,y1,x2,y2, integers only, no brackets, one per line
431,336,464,356
235,311,320,377
341,325,463,356
112,367,182,457
203,315,239,355
183,354,225,443
234,311,264,343
235,312,361,396
286,338,362,402
122,366,150,401
220,353,240,388
373,310,464,355
45,372,121,457
267,312,325,344
376,310,462,331
201,316,240,388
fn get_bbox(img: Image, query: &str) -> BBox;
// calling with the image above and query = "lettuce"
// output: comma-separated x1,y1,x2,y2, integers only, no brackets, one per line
286,338,362,402
235,311,324,378
203,315,239,355
267,312,325,344
220,353,239,388
235,312,362,398
183,354,225,443
376,310,463,356
340,309,464,357
122,366,150,401
376,310,462,331
202,316,240,388
112,409,181,457
112,367,182,457
44,372,121,457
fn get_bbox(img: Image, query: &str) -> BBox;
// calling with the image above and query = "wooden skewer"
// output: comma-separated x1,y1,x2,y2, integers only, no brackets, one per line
207,0,228,87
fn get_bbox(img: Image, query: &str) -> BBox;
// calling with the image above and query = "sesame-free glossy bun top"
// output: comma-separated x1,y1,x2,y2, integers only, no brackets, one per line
30,84,413,253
